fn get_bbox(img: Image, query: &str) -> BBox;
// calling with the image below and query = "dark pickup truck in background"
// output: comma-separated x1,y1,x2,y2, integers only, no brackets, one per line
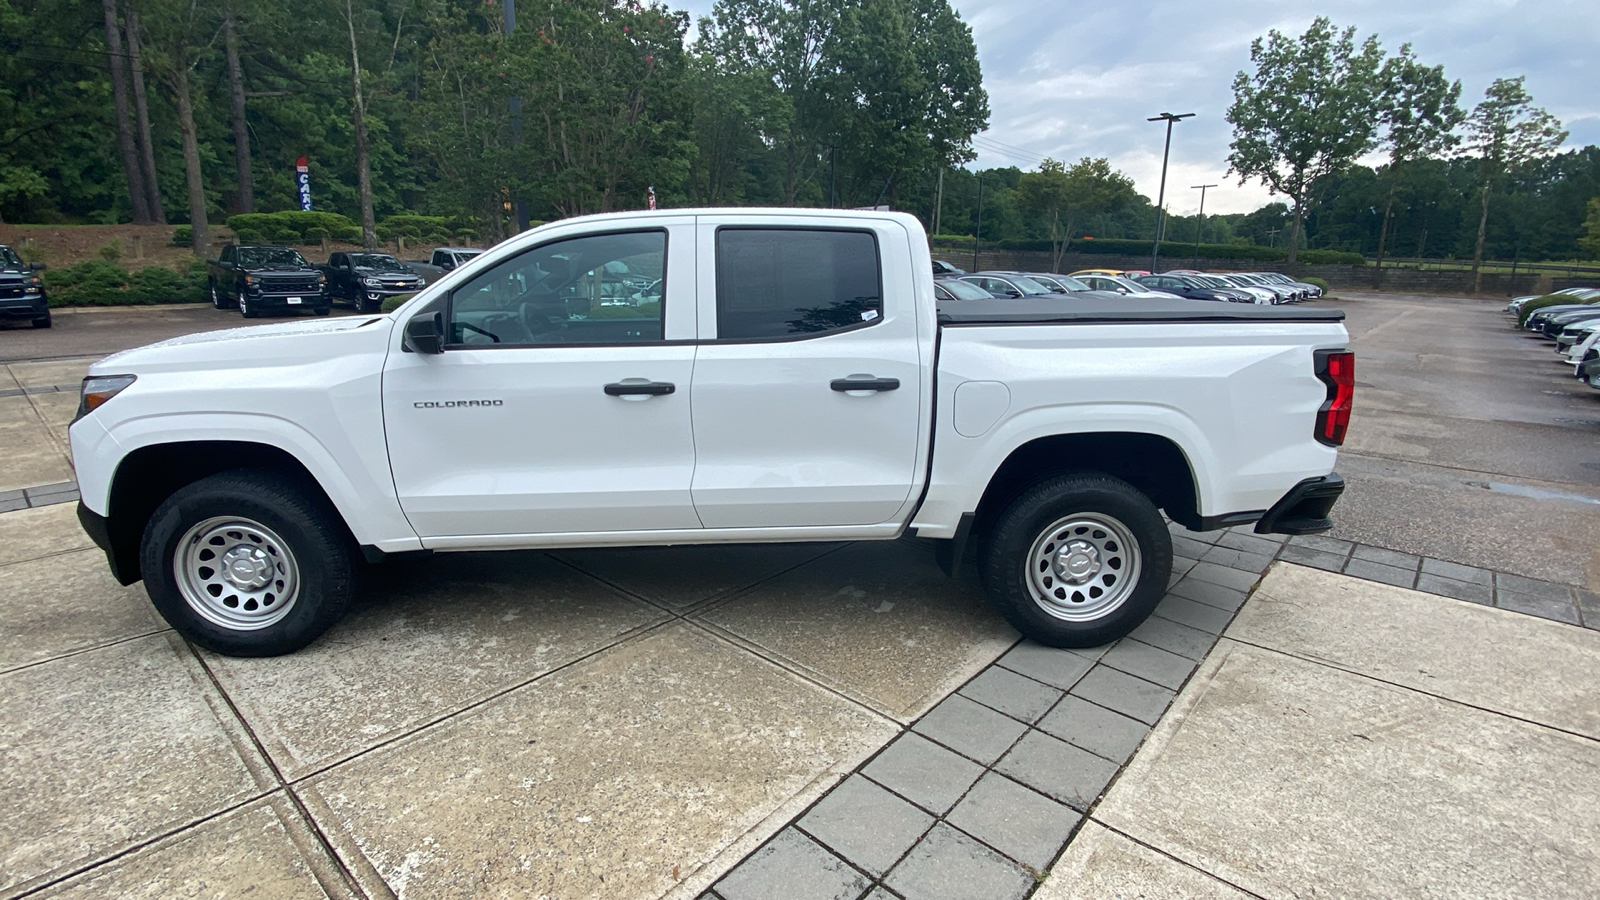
0,244,49,329
207,245,329,318
315,251,425,312
404,246,484,284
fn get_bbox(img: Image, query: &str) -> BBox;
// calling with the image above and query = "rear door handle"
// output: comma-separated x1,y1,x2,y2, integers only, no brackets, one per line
830,376,900,393
604,381,675,396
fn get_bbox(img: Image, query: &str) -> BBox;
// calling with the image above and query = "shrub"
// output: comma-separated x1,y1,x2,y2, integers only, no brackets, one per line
379,293,416,313
225,211,360,245
98,241,122,262
171,225,192,246
41,259,208,306
1298,249,1365,265
1517,293,1595,326
1300,276,1331,294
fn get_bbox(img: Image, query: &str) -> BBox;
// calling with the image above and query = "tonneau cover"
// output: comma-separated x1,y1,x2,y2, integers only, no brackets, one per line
937,296,1345,325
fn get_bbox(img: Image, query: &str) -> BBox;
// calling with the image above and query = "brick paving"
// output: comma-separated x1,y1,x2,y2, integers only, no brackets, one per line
702,521,1597,899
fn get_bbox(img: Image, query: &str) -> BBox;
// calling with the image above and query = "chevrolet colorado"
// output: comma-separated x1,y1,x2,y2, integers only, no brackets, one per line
72,209,1350,656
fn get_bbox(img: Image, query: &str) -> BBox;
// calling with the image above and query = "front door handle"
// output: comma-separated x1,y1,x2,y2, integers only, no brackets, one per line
830,376,900,393
604,380,675,396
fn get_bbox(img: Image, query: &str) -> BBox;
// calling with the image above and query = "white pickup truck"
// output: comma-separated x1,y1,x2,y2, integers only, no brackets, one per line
70,208,1351,657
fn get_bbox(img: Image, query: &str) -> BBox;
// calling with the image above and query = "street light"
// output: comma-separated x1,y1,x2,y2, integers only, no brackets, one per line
1190,183,1216,268
1148,112,1194,273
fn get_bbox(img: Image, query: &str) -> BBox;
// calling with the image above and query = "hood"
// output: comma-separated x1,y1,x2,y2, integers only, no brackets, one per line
92,315,393,375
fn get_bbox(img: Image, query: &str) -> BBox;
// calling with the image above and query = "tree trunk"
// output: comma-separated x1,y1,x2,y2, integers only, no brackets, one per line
1373,169,1399,288
101,0,150,224
1286,200,1306,266
1471,181,1492,294
172,61,209,258
125,9,165,222
346,0,376,248
223,15,254,213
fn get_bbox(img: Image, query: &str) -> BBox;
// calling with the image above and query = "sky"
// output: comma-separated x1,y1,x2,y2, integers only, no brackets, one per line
677,0,1600,215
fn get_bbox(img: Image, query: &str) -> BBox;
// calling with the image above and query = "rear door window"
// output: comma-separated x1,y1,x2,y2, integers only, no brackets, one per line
714,229,881,340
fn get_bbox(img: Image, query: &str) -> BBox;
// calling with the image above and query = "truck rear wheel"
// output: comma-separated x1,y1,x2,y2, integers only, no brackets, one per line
980,473,1171,648
139,470,353,657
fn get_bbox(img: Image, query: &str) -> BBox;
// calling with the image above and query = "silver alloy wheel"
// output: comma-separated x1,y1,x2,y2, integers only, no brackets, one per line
239,293,249,317
1024,512,1142,622
174,516,300,631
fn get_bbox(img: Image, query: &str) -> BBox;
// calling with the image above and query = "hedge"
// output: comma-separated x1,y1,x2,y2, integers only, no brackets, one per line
41,259,210,306
225,211,361,244
1517,293,1596,326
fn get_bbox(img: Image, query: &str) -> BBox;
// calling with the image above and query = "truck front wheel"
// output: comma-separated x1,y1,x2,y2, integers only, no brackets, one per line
139,470,353,657
980,473,1171,648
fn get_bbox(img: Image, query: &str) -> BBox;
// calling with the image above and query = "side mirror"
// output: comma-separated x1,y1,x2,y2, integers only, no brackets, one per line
404,310,445,354
29,261,46,271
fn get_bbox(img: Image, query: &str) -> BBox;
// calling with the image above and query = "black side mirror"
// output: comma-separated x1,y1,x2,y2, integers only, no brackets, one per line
29,261,45,271
404,310,445,354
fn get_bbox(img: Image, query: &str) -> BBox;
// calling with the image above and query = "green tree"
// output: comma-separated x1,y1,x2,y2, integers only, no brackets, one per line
1580,197,1600,260
1373,45,1462,281
1465,76,1565,291
1016,157,1137,270
1225,17,1387,264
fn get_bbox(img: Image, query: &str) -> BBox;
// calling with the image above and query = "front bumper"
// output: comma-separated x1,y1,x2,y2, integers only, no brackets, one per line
1254,473,1345,536
248,291,331,312
0,294,48,319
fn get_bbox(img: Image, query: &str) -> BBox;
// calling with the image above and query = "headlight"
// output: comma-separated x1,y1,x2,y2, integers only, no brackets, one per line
74,374,137,422
244,275,257,284
318,273,328,282
364,277,381,286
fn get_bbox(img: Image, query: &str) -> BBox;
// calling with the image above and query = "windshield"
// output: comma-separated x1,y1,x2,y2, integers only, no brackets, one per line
238,248,308,269
938,279,993,301
1107,276,1148,292
349,253,409,272
1193,275,1232,288
0,247,21,268
1033,274,1091,292
1010,276,1055,295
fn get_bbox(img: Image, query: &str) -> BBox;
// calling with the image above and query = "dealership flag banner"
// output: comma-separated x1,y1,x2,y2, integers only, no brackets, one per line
296,156,313,211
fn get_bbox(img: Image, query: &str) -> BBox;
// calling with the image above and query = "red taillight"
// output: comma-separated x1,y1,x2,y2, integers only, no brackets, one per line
1315,350,1354,446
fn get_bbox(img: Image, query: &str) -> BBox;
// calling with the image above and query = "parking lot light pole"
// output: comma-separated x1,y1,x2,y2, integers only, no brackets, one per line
1190,183,1216,268
1148,112,1194,273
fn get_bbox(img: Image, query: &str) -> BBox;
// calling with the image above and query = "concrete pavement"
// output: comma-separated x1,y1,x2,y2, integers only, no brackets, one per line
1040,563,1600,899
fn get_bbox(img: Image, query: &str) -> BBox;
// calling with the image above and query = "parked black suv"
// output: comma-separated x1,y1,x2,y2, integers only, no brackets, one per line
0,245,49,328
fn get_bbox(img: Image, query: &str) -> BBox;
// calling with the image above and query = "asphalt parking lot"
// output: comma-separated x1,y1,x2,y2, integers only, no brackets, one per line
3,291,1598,899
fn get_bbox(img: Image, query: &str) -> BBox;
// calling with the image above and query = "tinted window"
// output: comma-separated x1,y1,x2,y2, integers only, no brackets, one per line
448,230,665,347
716,229,881,340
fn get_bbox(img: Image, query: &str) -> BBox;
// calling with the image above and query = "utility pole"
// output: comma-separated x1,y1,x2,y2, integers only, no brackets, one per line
1147,112,1193,273
829,146,837,207
506,0,529,231
933,168,943,236
1190,183,1216,268
973,173,984,271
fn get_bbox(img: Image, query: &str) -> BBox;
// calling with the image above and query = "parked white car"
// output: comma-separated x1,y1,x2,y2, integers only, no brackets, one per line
70,209,1351,656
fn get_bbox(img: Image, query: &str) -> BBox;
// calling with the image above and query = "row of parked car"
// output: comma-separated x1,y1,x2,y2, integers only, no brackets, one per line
206,244,483,317
1507,287,1600,390
929,262,1323,306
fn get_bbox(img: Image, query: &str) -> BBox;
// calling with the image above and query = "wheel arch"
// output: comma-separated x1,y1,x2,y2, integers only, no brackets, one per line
970,431,1201,542
100,441,349,585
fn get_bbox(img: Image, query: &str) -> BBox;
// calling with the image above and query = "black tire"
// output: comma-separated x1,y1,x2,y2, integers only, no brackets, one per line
980,473,1171,648
211,280,233,310
314,306,331,316
239,292,258,318
140,470,354,656
357,296,378,313
32,312,51,329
